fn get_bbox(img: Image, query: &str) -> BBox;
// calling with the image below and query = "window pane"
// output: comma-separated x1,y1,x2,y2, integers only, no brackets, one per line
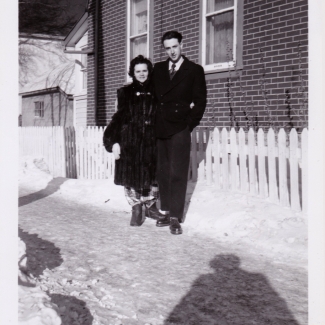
35,102,40,117
130,0,147,36
206,10,234,64
40,102,44,118
131,35,147,59
207,0,234,13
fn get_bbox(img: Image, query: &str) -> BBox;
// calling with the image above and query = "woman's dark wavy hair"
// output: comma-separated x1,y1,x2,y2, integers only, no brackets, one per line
128,55,153,79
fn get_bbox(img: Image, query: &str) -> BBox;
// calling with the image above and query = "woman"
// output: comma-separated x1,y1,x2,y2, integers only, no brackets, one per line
103,55,162,226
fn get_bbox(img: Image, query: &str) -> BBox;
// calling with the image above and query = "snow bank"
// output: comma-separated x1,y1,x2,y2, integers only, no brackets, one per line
185,181,307,260
18,238,62,325
19,156,53,191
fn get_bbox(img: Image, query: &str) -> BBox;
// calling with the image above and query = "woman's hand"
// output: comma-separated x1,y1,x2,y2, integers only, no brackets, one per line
112,143,121,160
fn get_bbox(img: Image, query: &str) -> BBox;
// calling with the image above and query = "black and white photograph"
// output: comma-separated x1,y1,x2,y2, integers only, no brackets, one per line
1,0,325,324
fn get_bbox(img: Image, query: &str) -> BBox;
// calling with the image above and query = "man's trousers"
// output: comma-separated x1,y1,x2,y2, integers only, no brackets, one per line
156,126,191,222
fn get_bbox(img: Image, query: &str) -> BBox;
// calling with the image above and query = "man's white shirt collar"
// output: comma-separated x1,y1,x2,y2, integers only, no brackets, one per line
169,56,184,71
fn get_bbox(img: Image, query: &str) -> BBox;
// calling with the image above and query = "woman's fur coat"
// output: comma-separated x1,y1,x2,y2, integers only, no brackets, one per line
103,80,157,189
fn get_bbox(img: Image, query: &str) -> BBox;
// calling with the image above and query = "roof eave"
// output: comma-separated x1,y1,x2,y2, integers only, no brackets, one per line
64,12,88,48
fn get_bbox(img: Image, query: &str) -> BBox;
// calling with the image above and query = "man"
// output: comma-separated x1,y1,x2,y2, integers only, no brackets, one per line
152,31,207,235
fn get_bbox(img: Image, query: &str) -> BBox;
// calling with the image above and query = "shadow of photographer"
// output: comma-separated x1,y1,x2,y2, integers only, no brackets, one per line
165,254,301,325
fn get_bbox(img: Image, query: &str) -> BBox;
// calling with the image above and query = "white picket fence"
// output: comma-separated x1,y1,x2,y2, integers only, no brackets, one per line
19,126,308,212
75,126,115,180
189,127,308,213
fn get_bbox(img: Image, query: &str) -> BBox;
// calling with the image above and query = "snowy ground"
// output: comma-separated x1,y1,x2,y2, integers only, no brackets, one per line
18,156,308,325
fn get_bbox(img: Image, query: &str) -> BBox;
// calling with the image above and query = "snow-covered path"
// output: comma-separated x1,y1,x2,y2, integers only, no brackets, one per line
19,177,307,325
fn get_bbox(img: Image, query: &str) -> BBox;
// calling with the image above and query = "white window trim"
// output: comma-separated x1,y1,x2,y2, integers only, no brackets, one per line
80,46,88,92
201,0,237,73
126,0,151,83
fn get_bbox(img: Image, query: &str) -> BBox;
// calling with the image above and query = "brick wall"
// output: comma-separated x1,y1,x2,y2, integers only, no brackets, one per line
87,0,127,126
204,0,308,130
87,0,95,126
153,0,200,64
87,0,308,130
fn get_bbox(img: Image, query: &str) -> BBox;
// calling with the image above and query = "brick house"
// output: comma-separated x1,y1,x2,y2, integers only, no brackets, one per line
65,0,308,130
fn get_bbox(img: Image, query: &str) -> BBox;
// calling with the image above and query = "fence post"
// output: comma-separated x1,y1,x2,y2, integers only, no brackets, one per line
198,128,205,181
206,130,213,185
267,128,278,203
301,128,308,213
230,128,238,191
212,127,220,189
278,128,289,207
289,128,300,211
257,128,267,198
221,128,229,190
248,128,256,195
238,128,247,192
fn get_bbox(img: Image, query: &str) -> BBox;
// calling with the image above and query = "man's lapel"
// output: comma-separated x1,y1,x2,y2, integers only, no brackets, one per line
160,59,171,87
162,57,190,96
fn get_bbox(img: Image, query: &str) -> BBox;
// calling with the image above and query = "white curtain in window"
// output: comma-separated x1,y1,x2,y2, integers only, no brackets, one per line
131,35,147,59
207,0,234,13
131,0,148,36
206,10,234,64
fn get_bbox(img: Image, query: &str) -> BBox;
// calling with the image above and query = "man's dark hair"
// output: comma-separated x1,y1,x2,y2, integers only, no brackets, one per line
128,55,153,79
161,31,183,45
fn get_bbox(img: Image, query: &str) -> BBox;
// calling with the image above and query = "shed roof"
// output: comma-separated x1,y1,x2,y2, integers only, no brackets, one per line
19,86,73,99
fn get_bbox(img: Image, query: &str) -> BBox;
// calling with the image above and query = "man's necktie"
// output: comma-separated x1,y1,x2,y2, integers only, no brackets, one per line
170,63,176,80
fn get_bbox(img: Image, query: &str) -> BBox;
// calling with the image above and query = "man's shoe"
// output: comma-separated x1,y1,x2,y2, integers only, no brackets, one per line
145,203,166,220
156,215,170,227
170,218,182,235
130,204,144,226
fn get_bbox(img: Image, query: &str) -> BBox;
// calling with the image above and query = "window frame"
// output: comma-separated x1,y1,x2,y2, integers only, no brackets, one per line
34,101,44,118
80,46,88,91
200,0,244,76
126,0,153,83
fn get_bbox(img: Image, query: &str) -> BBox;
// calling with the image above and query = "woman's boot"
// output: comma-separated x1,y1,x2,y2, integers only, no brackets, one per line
130,203,144,226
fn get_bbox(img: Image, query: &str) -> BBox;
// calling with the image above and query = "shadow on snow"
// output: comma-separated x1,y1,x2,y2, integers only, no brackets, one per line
49,293,94,325
18,227,94,324
19,177,68,207
19,227,64,278
164,254,302,325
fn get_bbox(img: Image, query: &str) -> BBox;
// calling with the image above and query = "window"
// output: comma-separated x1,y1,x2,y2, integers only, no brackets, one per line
126,0,152,81
201,0,243,73
34,101,44,118
81,51,88,90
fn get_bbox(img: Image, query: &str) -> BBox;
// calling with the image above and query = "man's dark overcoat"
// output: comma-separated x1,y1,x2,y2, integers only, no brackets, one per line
153,56,207,138
152,55,207,221
103,81,157,189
